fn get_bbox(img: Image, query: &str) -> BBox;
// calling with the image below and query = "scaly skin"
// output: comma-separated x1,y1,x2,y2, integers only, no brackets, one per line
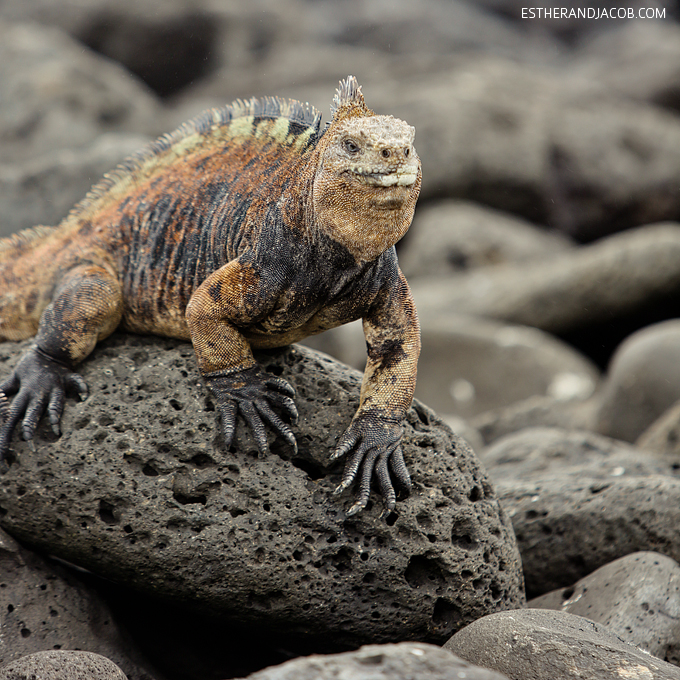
0,76,421,515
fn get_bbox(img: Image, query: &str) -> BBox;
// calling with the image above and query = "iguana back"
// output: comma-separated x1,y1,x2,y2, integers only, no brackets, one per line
0,96,323,341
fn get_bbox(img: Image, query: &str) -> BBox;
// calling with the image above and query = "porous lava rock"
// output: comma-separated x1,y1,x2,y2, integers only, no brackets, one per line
0,528,161,679
528,551,680,665
0,335,524,648
0,650,127,680
237,642,510,680
445,609,680,680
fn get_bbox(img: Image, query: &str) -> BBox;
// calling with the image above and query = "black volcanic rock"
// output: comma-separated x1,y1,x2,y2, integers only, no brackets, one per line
0,335,524,649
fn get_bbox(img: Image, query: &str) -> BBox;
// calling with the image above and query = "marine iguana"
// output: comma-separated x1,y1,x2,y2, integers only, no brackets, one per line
0,76,421,516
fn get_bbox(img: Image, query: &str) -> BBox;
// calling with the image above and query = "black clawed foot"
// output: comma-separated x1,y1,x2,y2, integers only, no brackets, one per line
332,411,411,517
204,366,298,456
0,346,87,461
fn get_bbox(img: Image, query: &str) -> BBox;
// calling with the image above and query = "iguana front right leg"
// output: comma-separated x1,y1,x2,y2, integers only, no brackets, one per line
185,258,298,454
0,263,123,460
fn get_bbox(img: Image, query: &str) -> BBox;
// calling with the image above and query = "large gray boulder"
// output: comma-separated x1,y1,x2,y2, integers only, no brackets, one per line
399,200,573,279
411,224,680,336
445,609,680,680
528,551,680,665
0,133,150,239
0,21,158,165
0,650,127,680
237,642,510,680
0,335,524,648
499,475,680,598
0,528,161,679
596,320,680,443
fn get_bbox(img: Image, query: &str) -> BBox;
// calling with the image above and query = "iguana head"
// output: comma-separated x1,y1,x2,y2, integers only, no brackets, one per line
312,76,421,262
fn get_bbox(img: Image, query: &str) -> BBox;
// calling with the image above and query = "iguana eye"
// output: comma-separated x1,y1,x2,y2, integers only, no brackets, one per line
343,139,360,154
381,149,391,158
404,148,410,157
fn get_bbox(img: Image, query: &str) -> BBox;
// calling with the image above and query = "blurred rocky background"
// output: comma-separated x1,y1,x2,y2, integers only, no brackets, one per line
6,1,680,679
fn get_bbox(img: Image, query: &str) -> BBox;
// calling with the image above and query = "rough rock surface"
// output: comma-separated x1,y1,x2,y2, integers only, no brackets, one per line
0,335,524,648
0,133,150,238
0,650,127,680
399,199,573,279
0,528,161,679
237,642,509,680
445,609,680,680
596,320,680,443
528,551,680,665
498,475,680,598
411,223,680,339
0,20,158,165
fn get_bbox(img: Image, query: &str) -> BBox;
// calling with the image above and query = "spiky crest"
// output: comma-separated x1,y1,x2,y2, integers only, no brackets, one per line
0,225,56,256
328,76,374,125
54,96,324,230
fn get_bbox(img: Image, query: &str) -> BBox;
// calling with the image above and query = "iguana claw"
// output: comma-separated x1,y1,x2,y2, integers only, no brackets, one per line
331,410,411,516
0,346,88,461
204,366,298,455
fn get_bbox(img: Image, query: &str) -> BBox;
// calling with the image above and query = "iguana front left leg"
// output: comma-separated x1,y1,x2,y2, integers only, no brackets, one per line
0,263,123,459
185,258,298,454
332,270,420,516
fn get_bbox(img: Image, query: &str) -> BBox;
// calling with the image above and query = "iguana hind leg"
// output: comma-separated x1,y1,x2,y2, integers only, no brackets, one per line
0,263,123,460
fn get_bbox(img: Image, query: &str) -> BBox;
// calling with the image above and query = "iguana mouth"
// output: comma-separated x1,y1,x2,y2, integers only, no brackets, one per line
350,169,418,188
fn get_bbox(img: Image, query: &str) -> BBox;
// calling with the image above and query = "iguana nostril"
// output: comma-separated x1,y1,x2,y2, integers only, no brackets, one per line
381,149,391,158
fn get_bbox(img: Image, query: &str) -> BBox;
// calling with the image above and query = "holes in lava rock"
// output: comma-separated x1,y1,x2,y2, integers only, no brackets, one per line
404,555,447,590
142,464,159,477
451,518,479,550
290,457,324,480
228,507,246,518
74,416,91,430
189,453,215,469
169,399,183,411
173,491,207,506
330,547,353,572
562,586,575,601
468,486,483,502
98,500,118,525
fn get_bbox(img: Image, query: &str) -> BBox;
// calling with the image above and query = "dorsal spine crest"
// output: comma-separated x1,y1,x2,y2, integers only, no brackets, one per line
329,75,374,124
